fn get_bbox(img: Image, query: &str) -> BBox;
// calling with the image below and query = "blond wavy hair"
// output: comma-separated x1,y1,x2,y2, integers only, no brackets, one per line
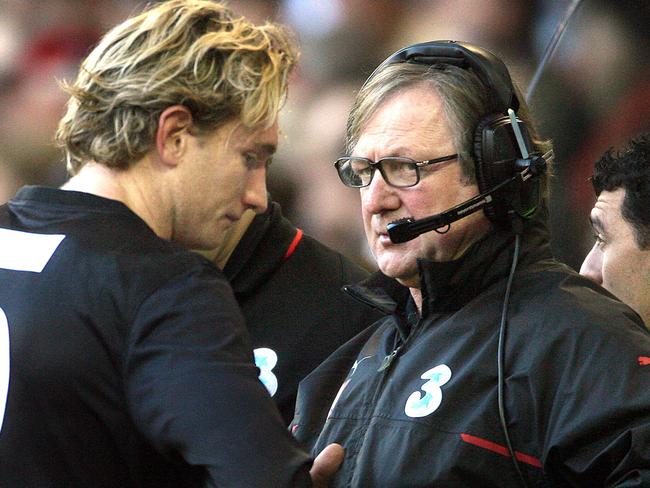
56,0,299,174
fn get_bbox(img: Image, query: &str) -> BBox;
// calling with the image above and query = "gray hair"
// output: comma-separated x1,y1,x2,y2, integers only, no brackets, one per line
346,62,551,191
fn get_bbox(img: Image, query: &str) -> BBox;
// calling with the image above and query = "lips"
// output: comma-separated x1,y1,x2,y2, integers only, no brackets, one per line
376,216,412,236
375,225,396,245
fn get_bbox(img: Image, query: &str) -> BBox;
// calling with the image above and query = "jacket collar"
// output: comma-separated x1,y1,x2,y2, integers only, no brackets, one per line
418,228,513,315
345,215,553,318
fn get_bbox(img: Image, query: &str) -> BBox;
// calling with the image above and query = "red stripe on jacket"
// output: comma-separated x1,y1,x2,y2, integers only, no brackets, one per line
460,433,542,468
283,229,303,260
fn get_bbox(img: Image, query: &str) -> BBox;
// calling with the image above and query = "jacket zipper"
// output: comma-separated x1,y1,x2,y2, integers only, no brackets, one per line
344,337,402,486
344,316,422,486
377,345,402,372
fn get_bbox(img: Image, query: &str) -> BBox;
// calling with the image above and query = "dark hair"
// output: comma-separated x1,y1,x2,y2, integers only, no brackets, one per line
592,133,650,249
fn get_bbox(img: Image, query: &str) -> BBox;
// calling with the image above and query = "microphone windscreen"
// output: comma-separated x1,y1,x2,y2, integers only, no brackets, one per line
387,218,416,244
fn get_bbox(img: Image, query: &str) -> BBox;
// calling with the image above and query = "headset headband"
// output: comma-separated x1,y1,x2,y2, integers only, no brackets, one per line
366,40,519,114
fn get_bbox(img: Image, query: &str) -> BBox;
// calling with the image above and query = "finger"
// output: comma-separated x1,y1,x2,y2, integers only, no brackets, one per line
310,443,344,488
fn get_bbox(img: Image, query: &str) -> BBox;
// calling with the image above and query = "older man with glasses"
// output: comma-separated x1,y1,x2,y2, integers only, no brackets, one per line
291,40,650,487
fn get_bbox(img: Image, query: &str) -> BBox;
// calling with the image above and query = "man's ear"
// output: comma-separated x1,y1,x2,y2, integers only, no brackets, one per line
155,105,194,167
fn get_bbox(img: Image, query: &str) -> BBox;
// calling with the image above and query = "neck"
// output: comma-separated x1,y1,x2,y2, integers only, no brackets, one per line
62,160,171,240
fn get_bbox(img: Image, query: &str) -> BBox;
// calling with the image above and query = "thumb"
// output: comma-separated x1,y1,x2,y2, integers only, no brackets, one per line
310,443,345,488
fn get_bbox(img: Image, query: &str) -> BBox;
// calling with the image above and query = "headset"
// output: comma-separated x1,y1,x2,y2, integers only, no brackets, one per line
370,40,548,244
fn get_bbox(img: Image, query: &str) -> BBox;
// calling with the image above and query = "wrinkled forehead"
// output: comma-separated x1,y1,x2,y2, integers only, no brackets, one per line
353,87,453,158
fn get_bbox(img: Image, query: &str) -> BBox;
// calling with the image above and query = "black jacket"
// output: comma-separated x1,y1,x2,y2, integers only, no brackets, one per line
224,200,381,424
0,187,311,488
292,218,650,487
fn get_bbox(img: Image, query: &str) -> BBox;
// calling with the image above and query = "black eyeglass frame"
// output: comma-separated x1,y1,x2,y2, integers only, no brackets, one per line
334,153,459,188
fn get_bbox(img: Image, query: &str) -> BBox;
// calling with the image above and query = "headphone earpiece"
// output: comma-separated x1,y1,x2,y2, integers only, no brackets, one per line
473,113,538,226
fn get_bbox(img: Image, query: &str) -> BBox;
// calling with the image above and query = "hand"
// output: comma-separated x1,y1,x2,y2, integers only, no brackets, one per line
310,443,344,488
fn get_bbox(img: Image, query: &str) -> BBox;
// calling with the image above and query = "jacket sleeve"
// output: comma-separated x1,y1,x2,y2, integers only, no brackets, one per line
124,266,312,488
536,305,650,486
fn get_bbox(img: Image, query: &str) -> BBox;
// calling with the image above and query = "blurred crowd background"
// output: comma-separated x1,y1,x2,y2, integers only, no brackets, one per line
1,0,649,271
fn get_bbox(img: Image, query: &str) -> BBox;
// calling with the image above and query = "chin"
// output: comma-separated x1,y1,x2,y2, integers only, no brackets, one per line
204,235,226,251
185,231,224,252
377,258,418,287
376,242,412,266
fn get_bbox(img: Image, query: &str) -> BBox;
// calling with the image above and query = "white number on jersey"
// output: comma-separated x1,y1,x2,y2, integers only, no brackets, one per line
404,364,452,418
254,348,278,397
0,229,66,433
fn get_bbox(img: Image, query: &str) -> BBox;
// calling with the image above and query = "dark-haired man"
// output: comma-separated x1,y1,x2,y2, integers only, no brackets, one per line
581,133,650,326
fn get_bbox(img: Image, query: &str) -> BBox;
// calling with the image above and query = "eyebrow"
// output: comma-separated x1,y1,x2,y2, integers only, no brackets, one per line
352,147,413,159
383,147,411,157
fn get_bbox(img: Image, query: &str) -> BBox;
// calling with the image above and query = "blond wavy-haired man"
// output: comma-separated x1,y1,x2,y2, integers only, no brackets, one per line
0,1,340,486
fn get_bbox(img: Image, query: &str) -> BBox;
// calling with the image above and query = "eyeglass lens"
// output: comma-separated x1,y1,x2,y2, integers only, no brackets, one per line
340,157,418,187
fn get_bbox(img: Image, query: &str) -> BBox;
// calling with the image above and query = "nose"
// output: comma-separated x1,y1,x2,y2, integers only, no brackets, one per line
361,167,400,215
243,167,268,214
579,244,603,285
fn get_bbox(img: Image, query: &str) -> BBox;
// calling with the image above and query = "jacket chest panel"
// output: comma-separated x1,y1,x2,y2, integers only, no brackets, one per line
326,327,500,425
314,310,539,486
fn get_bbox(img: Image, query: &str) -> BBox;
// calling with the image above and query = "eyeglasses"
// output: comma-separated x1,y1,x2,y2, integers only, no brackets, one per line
334,154,458,188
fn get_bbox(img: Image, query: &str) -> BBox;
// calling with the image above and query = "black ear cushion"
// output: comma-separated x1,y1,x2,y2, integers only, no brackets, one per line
473,113,518,223
473,114,541,225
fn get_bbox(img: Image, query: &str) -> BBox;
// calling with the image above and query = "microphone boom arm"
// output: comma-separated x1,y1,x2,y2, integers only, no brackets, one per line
387,166,534,244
